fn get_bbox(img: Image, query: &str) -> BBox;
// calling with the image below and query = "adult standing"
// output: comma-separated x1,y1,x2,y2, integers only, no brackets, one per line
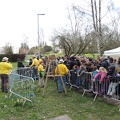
116,57,120,70
0,57,13,93
108,57,115,67
28,59,32,67
100,57,110,71
30,55,39,80
55,59,68,93
17,58,24,75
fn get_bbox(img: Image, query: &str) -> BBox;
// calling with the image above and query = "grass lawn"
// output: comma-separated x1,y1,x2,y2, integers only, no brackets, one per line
0,78,120,120
11,61,29,68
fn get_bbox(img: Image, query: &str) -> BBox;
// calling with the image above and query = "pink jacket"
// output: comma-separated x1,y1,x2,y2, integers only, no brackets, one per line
94,71,107,83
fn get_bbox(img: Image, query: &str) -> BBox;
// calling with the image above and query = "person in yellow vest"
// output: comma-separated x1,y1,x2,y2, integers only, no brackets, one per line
55,59,68,93
39,58,43,65
30,55,39,80
0,57,13,93
38,60,44,86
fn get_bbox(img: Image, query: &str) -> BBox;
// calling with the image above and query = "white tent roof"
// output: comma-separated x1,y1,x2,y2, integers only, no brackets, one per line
104,47,120,60
104,47,120,56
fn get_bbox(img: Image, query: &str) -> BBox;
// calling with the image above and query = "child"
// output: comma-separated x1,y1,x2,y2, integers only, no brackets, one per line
90,66,99,91
106,66,117,98
93,67,107,94
77,65,87,87
72,65,80,88
38,61,45,86
92,66,99,77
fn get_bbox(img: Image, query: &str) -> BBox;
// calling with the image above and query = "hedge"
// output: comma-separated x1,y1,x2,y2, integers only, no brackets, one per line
0,54,26,62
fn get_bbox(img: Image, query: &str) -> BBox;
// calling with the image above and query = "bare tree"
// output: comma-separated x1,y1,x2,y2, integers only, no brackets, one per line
19,42,29,54
52,5,94,55
51,0,120,56
90,0,102,56
3,43,13,54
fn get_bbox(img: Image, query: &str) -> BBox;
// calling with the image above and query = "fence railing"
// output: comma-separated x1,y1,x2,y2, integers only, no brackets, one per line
68,70,120,102
8,67,120,107
9,67,35,107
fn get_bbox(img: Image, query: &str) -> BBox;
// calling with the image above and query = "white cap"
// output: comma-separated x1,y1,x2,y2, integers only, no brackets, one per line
58,59,64,63
2,57,9,62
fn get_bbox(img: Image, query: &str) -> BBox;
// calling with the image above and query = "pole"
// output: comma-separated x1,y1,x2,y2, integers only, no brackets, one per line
37,14,45,59
37,14,40,59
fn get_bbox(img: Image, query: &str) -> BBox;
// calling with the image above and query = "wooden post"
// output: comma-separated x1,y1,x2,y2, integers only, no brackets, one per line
38,55,67,96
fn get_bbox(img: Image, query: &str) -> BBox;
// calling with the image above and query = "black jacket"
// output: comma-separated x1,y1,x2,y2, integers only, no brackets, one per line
107,66,116,82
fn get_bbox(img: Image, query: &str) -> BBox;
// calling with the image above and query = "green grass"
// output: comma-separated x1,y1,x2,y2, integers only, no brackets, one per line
11,61,28,69
0,79,120,120
85,53,98,59
11,62,17,68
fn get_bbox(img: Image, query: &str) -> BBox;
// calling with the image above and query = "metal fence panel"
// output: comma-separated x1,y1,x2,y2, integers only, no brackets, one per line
9,67,35,107
69,70,120,102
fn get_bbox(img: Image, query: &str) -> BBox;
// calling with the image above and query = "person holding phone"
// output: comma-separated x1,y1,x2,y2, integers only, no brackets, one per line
0,57,13,93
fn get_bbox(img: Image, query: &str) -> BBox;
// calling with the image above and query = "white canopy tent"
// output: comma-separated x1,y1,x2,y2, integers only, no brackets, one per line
104,47,120,60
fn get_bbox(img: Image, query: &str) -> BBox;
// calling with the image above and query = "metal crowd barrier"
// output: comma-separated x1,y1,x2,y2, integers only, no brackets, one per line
103,76,120,100
69,70,92,91
9,67,35,107
69,70,78,90
80,72,93,96
69,70,120,102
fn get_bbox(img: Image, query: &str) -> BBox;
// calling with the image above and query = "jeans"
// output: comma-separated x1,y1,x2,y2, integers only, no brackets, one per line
38,76,44,86
76,77,84,87
32,67,38,80
76,76,80,87
107,82,118,96
58,76,66,92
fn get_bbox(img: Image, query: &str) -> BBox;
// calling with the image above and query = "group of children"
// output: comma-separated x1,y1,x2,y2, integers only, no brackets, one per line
72,57,120,99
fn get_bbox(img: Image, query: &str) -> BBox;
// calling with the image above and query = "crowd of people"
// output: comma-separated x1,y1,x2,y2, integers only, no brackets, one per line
0,54,120,99
59,55,120,99
27,54,120,98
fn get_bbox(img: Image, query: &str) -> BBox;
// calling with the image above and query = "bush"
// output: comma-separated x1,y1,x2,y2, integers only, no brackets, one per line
0,54,26,62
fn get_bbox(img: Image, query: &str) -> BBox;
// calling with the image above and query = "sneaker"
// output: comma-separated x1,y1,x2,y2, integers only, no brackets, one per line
106,95,112,99
104,95,109,98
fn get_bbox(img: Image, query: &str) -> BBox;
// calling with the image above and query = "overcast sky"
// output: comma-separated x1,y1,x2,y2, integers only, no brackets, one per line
0,0,119,50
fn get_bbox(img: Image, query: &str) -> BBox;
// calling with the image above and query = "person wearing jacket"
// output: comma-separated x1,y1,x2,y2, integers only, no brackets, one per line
38,60,45,86
30,55,39,80
38,60,44,78
107,66,118,98
55,59,68,93
100,58,110,71
93,67,107,94
0,57,13,93
17,58,24,75
76,64,87,87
